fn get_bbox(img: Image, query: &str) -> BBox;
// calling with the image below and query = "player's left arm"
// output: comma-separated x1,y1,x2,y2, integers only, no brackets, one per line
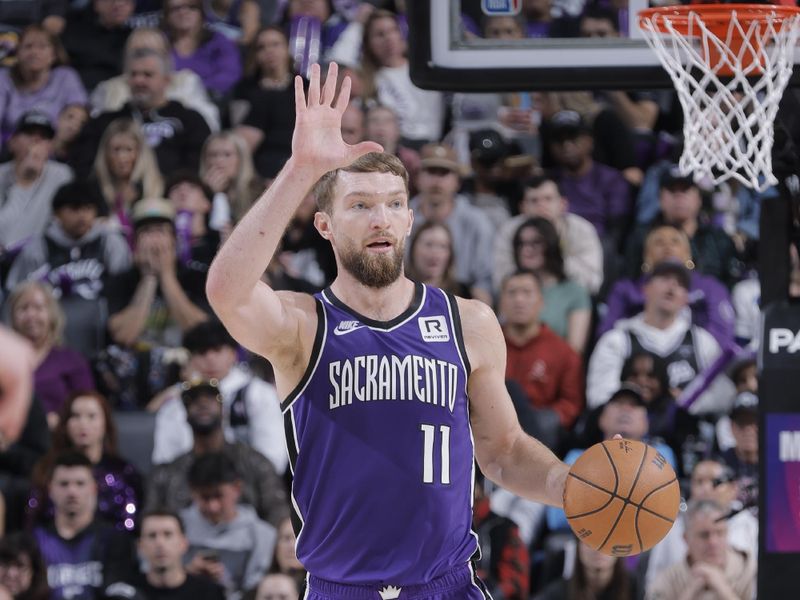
459,298,569,508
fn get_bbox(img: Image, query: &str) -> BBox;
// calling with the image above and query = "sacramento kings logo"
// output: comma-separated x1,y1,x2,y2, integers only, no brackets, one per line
481,0,522,16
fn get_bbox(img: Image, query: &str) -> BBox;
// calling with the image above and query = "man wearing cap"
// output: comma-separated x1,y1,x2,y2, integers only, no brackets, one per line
146,374,288,527
6,182,131,357
409,143,495,304
465,128,516,232
543,109,631,241
103,198,209,407
0,111,72,251
587,261,735,414
492,174,604,295
626,165,740,286
720,391,759,507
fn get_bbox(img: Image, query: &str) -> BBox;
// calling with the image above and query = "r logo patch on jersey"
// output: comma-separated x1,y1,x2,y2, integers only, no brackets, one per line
418,316,450,342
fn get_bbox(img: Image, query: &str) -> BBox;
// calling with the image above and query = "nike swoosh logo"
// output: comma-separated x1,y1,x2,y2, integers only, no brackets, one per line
333,325,367,336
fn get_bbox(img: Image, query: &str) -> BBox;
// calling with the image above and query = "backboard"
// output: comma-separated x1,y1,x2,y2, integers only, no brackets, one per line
407,0,800,91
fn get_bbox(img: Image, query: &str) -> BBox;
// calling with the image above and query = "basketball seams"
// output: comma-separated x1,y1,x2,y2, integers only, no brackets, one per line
567,471,675,522
568,472,616,497
597,503,629,552
599,442,620,496
626,443,650,505
636,476,680,522
565,492,616,520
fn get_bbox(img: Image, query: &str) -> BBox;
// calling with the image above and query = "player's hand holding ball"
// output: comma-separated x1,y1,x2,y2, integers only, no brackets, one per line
563,438,680,556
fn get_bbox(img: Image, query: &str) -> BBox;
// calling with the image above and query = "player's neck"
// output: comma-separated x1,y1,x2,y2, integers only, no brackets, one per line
329,275,416,322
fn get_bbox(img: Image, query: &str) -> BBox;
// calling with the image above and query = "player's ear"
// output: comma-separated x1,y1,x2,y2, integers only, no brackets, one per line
406,208,414,237
314,211,333,241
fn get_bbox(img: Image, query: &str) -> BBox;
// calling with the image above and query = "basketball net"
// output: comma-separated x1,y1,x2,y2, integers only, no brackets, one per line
639,5,800,191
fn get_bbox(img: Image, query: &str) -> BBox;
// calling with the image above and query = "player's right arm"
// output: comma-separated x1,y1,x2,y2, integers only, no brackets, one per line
206,62,381,363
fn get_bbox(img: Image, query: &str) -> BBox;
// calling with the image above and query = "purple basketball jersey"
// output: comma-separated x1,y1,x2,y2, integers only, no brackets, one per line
282,283,479,585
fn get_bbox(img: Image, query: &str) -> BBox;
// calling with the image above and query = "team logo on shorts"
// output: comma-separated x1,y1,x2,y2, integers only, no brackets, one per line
418,316,450,342
378,586,402,599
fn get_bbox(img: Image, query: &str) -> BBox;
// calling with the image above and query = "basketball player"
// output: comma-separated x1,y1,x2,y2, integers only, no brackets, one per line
206,63,570,598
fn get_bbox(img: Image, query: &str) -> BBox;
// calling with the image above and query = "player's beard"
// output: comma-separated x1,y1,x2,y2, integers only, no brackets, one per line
339,237,405,288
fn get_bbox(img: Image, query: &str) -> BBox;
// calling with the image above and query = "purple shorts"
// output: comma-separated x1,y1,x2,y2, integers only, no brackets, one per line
302,565,492,600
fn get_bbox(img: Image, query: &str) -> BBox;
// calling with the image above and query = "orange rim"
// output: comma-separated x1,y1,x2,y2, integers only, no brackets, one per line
638,3,800,34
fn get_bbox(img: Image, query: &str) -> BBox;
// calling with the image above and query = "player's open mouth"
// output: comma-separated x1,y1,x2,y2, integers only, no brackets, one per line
367,241,392,249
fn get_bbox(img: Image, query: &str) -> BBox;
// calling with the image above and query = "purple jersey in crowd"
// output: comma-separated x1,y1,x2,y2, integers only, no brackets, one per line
282,283,481,586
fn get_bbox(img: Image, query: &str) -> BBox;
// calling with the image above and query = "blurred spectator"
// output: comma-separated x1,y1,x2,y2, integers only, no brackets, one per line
200,131,264,228
205,0,260,44
645,458,758,592
518,0,579,38
90,28,220,132
0,533,50,600
151,320,286,474
363,104,420,185
626,167,740,286
182,453,275,600
646,500,755,600
473,469,529,600
32,451,136,600
234,26,296,180
620,351,698,476
165,171,220,270
600,225,735,350
60,0,134,91
410,143,494,304
465,128,513,231
587,262,734,415
493,175,604,295
280,0,348,62
340,101,365,146
279,191,335,287
250,573,297,600
511,217,591,354
162,0,241,98
545,109,632,241
0,394,49,534
51,104,88,164
535,539,637,600
103,510,225,600
720,392,758,507
405,222,470,297
71,47,211,179
0,26,87,147
6,182,132,358
91,118,164,246
0,0,66,36
266,517,305,592
6,281,94,429
361,9,444,146
100,198,209,408
0,112,73,252
145,377,288,526
28,391,143,533
499,270,584,433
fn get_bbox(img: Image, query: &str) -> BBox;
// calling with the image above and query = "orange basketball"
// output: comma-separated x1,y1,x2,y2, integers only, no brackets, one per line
563,439,680,557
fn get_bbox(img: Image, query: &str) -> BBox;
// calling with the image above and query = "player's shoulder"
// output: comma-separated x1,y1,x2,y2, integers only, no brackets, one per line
454,296,504,346
275,288,319,316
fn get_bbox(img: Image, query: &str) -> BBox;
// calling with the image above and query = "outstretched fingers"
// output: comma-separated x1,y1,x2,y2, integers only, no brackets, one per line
307,63,321,106
294,75,306,112
334,73,352,112
322,62,339,107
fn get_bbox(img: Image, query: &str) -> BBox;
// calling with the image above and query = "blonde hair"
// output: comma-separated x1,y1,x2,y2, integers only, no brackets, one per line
200,131,261,221
7,281,65,345
93,118,164,212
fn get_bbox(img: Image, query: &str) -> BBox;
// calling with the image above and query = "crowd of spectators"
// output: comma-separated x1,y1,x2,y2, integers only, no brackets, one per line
0,0,776,598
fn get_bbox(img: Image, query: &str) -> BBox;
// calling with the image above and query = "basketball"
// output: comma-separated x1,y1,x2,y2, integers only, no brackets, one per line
563,439,680,557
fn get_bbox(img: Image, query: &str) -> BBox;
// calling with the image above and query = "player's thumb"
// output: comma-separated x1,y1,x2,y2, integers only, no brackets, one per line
348,141,384,159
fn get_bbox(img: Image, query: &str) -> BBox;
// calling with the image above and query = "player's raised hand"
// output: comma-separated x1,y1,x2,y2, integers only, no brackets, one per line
293,62,383,174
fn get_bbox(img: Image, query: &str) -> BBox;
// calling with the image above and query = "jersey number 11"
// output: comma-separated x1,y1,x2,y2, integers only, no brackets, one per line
420,424,451,484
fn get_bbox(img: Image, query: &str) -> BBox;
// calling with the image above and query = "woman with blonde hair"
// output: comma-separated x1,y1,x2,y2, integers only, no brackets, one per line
6,281,94,429
92,118,164,246
200,130,264,226
89,27,220,131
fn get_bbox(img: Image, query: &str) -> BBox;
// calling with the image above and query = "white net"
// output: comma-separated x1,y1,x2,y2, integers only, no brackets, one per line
639,6,800,191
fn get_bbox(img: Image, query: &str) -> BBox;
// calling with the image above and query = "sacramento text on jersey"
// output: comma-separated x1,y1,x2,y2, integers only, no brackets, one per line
328,354,460,413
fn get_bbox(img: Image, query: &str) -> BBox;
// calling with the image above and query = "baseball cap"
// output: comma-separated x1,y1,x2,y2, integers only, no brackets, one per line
548,110,590,140
469,129,511,165
180,377,222,405
730,391,758,422
419,143,462,175
648,260,691,290
14,110,55,139
166,170,214,203
606,383,647,408
659,164,697,190
131,197,175,229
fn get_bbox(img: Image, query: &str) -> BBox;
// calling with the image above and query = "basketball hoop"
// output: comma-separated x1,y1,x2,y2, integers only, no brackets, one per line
638,4,800,191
